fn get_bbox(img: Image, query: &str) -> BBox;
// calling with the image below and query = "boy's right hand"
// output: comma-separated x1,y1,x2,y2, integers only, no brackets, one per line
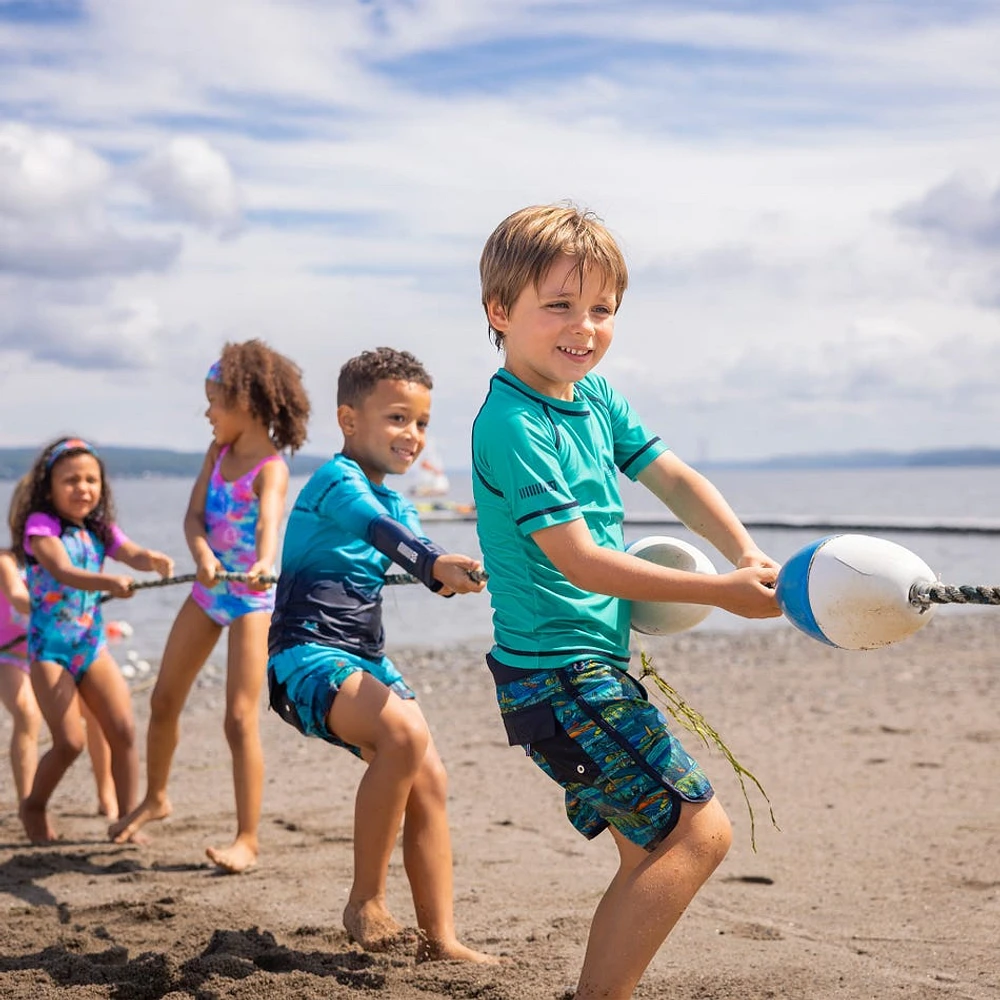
715,566,782,619
195,557,223,588
432,554,487,596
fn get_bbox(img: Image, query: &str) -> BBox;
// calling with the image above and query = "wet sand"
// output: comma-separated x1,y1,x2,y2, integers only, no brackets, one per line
0,613,997,998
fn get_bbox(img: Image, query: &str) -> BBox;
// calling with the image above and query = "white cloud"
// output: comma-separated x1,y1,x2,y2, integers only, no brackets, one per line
1,2,1000,459
136,136,244,234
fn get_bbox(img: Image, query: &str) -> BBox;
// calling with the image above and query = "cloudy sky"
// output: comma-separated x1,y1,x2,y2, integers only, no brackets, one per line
2,0,999,465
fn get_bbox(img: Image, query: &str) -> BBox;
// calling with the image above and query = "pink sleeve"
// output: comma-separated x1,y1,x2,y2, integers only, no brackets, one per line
107,524,130,558
23,512,62,559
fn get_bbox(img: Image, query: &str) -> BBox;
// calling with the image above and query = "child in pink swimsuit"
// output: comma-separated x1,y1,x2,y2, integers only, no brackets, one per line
0,479,40,807
113,340,310,873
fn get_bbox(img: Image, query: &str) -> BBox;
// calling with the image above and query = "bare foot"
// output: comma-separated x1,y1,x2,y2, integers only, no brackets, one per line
343,899,411,951
98,799,119,821
205,835,258,874
109,796,171,844
20,800,58,844
416,936,501,965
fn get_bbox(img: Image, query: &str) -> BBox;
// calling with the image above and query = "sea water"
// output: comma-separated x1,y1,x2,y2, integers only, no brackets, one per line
1,466,997,661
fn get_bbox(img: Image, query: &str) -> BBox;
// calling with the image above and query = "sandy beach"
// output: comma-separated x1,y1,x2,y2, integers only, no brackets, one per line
0,613,997,999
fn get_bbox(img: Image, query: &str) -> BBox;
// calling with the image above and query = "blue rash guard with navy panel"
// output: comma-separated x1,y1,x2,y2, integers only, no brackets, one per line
268,453,443,661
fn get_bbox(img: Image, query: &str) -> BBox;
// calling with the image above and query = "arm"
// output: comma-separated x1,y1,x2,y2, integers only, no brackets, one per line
245,458,289,586
0,552,30,615
531,517,780,619
111,537,175,579
184,446,222,587
31,534,135,600
637,451,777,570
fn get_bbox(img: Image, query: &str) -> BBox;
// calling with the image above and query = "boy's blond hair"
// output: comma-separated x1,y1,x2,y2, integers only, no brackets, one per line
479,203,629,348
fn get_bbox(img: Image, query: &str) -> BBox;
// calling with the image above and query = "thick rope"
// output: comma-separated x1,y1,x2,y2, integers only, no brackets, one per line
909,583,1000,609
97,567,487,601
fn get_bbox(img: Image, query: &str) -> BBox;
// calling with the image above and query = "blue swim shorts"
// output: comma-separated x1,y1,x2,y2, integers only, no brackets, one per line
488,656,713,852
267,643,415,757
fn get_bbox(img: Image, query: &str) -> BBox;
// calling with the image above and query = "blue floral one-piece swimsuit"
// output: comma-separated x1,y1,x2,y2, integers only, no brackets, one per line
26,517,121,683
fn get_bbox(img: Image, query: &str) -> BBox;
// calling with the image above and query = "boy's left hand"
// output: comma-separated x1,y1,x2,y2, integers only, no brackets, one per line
148,551,175,578
432,554,486,596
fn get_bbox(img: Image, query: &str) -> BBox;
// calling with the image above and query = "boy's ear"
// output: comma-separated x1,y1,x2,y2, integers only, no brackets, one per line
485,298,509,332
337,403,357,437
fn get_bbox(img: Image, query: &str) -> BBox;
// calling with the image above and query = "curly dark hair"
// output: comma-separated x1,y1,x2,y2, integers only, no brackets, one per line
337,347,433,407
212,339,311,453
10,438,118,563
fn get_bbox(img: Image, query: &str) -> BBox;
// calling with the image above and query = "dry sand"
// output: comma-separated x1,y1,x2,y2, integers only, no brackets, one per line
0,613,997,999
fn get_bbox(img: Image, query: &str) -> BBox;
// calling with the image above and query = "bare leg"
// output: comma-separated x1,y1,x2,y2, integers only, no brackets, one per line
205,611,268,873
78,651,141,836
21,660,86,843
0,663,41,803
111,598,220,843
80,697,117,819
327,672,428,950
398,715,497,964
574,796,732,1000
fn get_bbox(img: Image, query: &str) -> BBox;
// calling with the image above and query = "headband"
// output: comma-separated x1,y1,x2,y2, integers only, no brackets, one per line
206,359,223,383
46,438,98,469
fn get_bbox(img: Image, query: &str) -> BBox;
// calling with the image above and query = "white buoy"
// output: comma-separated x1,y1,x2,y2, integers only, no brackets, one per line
627,535,717,636
776,534,937,650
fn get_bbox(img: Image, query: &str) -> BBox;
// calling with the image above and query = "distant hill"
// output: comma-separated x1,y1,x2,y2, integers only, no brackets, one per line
0,446,332,480
0,444,997,480
701,447,1000,471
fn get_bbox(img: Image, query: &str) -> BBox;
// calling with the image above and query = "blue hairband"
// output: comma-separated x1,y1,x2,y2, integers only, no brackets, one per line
46,438,97,469
206,359,223,383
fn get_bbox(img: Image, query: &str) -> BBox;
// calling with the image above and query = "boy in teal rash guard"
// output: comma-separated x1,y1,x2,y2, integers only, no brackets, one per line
472,205,782,999
267,347,495,966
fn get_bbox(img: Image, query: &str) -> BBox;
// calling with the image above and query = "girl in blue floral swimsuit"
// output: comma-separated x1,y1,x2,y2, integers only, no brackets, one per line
11,438,174,844
112,341,310,874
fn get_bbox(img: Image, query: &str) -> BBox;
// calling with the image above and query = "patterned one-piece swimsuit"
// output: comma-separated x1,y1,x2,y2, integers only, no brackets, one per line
191,446,283,626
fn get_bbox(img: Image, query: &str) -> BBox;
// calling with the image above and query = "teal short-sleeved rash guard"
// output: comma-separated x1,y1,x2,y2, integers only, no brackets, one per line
471,369,668,671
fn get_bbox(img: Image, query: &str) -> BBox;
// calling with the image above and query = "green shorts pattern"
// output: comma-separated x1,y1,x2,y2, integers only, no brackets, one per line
489,656,713,851
268,643,415,757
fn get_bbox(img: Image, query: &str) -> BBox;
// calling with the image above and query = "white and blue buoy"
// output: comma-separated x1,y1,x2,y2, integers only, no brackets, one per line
776,533,937,650
627,535,718,636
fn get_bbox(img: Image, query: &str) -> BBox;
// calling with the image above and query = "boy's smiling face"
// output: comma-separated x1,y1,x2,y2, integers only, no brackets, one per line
487,254,617,401
338,378,431,485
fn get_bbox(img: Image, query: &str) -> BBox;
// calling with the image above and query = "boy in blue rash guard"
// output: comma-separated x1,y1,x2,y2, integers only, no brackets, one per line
267,347,496,966
473,205,782,999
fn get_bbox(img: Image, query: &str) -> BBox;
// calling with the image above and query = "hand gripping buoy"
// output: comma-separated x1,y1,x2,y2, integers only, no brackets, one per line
627,535,718,635
776,533,937,650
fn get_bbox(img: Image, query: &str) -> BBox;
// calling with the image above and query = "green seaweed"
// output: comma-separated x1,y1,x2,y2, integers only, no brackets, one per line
638,651,779,852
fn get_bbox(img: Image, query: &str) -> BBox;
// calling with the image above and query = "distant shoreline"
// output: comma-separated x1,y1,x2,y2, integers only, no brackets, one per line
0,445,998,480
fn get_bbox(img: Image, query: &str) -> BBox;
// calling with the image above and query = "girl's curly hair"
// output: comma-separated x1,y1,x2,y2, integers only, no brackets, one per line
211,340,311,452
11,438,118,563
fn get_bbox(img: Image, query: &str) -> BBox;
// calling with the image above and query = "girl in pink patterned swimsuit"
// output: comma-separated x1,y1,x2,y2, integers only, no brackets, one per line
113,340,310,873
11,440,174,843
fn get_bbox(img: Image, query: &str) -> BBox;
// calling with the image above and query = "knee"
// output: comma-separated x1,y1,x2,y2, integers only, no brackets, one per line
692,797,732,871
52,731,86,763
101,716,137,751
223,703,258,746
377,713,429,771
13,692,42,737
149,685,185,722
414,753,448,805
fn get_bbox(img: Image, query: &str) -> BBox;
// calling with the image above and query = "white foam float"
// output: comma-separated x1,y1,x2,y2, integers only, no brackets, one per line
627,535,718,636
776,533,937,650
